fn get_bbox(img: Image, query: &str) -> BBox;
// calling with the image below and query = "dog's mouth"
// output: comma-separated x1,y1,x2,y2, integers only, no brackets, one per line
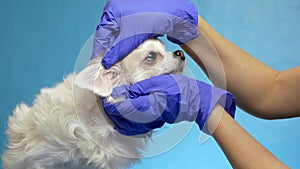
166,61,186,75
168,67,184,75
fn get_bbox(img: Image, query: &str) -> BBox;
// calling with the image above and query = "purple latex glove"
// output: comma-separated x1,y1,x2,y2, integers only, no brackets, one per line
102,75,236,136
92,0,199,69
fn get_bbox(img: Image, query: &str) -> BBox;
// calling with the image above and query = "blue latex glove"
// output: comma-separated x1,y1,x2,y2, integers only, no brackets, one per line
92,0,199,69
102,75,236,136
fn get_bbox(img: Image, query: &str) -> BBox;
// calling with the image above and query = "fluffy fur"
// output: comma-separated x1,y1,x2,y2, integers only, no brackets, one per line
2,39,185,169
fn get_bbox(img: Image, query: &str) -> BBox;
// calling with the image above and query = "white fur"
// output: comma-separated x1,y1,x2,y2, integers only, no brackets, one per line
2,39,185,169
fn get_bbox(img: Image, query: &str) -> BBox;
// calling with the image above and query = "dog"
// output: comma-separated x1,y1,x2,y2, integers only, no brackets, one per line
2,38,186,169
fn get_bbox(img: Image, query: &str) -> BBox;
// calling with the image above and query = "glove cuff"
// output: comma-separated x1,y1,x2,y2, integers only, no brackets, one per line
196,85,236,135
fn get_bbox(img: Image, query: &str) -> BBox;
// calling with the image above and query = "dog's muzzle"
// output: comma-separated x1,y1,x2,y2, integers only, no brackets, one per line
173,50,185,61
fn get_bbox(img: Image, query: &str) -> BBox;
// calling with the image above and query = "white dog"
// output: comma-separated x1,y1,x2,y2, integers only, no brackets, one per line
2,39,186,169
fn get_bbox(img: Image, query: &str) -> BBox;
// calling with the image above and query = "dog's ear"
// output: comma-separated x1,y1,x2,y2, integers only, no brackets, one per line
74,62,123,97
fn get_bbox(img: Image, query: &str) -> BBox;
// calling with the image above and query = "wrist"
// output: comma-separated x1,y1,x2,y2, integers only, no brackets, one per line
206,104,225,135
197,15,205,28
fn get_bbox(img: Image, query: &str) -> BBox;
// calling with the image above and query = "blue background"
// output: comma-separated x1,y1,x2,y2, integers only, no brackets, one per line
1,0,299,168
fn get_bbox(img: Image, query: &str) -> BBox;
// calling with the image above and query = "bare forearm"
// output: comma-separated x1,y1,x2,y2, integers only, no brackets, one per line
207,105,289,169
181,16,300,118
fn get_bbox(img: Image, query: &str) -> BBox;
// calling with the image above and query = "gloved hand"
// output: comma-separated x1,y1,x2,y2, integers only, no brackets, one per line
102,75,236,136
92,0,199,69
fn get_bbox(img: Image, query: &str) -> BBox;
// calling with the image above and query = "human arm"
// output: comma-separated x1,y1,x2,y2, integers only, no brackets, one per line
103,74,289,168
181,16,300,119
208,104,290,169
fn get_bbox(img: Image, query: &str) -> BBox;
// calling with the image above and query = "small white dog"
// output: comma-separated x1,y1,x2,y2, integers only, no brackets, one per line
2,39,186,169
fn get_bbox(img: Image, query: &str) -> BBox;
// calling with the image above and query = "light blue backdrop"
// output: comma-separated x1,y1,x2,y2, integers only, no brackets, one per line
0,0,299,168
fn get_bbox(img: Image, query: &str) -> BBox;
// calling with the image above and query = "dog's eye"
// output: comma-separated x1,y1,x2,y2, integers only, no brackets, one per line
145,52,158,61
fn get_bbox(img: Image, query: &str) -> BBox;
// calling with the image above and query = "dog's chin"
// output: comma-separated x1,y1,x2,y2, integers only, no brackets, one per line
167,66,185,75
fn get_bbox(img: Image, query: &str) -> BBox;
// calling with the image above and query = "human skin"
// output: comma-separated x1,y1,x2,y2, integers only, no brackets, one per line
207,104,290,169
181,16,300,119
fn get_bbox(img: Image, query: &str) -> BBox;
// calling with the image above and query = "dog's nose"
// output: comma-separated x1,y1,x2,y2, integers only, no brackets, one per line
173,50,185,61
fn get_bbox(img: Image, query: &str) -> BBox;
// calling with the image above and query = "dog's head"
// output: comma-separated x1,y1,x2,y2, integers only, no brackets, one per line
75,38,186,98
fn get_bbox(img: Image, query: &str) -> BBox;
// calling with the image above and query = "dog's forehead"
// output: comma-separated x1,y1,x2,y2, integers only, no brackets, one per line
139,39,165,50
